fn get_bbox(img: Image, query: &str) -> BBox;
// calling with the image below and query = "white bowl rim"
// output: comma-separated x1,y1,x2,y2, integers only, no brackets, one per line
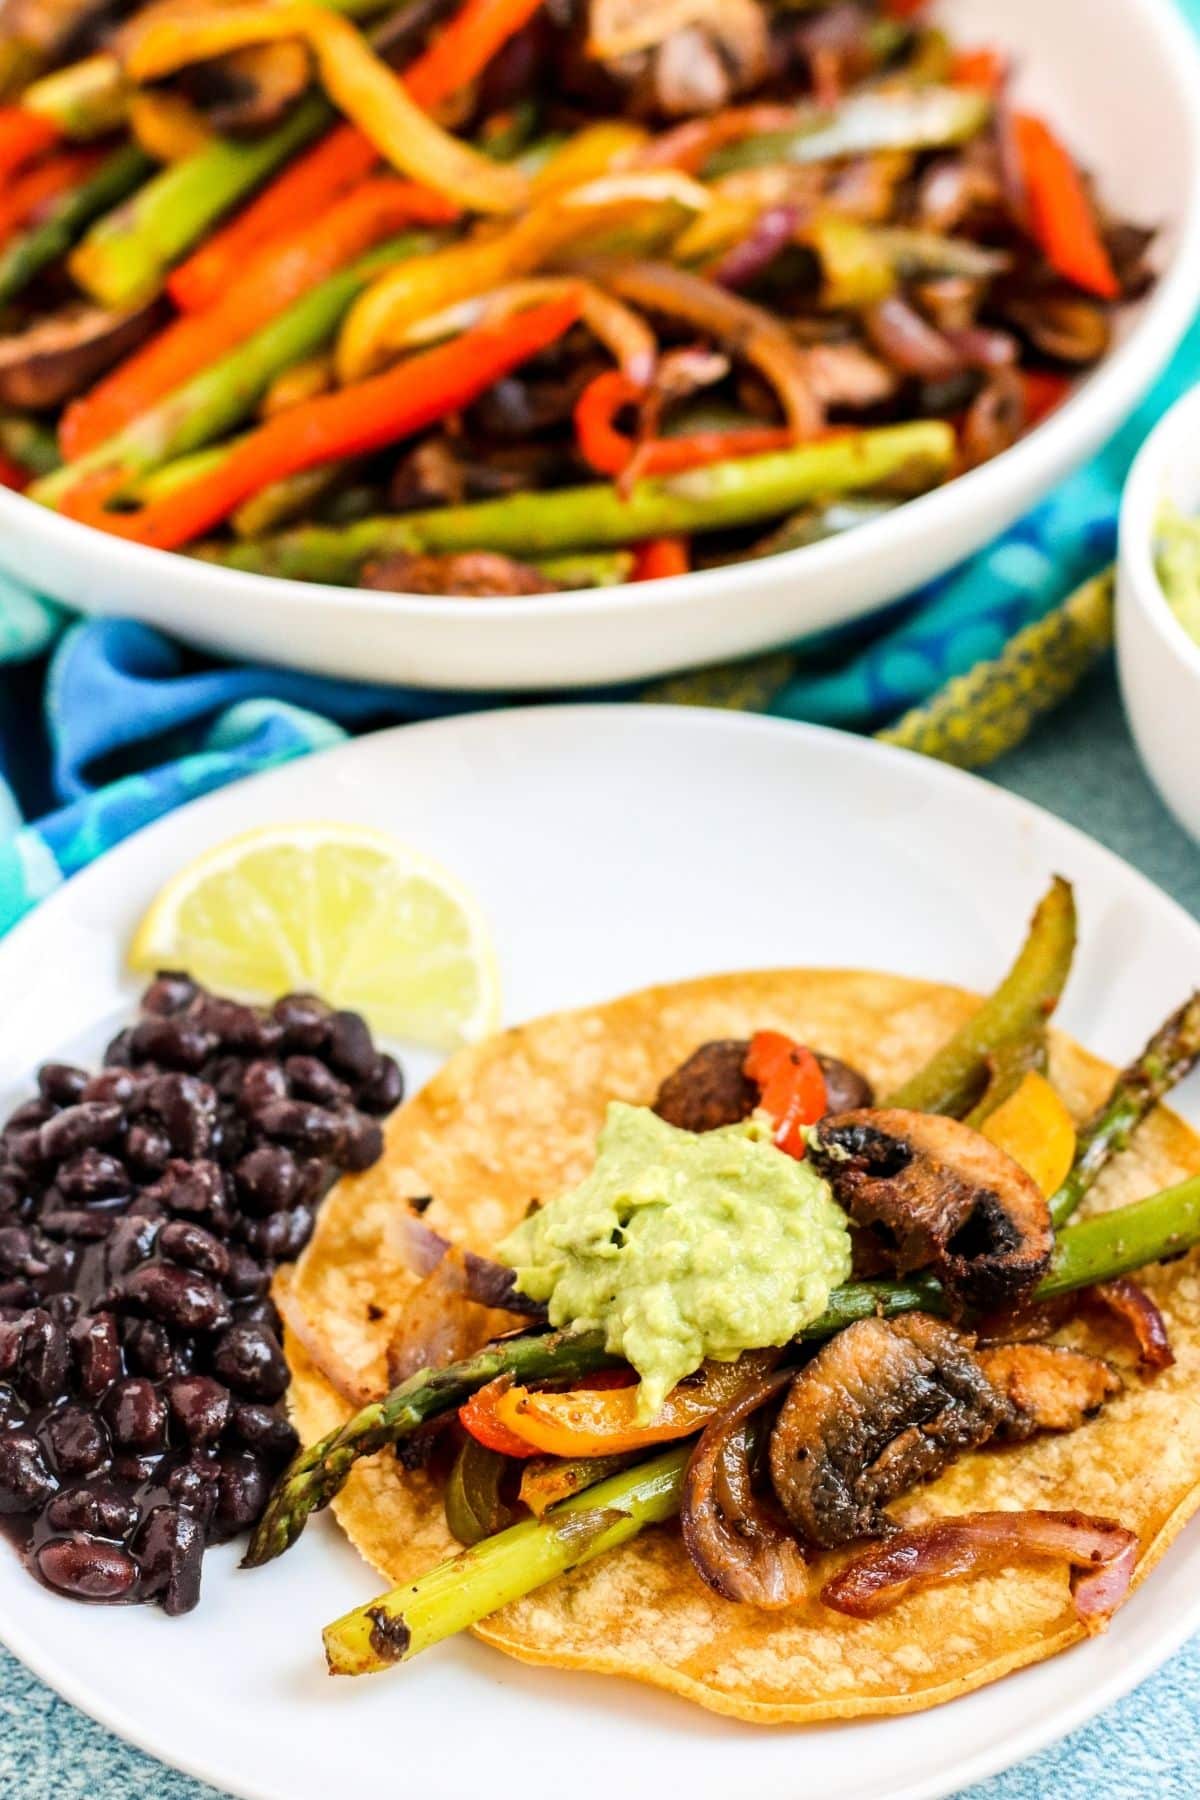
4,0,1200,638
1118,377,1200,682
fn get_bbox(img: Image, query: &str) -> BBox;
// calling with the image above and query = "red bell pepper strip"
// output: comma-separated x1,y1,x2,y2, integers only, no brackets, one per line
0,452,30,494
167,0,547,315
574,370,793,480
60,293,581,551
950,47,1006,94
459,1380,543,1458
0,149,102,251
632,537,690,580
1021,368,1072,427
0,108,59,185
744,1030,827,1159
63,176,458,458
1010,113,1120,300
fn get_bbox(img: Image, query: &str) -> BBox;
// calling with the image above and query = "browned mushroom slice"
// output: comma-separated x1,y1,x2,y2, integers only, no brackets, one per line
177,42,313,135
977,1342,1121,1437
681,1364,810,1607
359,552,561,598
807,1107,1053,1311
0,302,162,412
768,1314,1014,1548
653,1039,874,1134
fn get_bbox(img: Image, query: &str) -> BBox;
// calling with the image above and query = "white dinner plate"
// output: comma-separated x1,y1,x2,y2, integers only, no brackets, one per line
1,706,1198,1800
1,0,1198,692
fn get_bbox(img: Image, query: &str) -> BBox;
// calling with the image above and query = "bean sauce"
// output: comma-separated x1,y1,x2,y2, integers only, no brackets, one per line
0,976,402,1615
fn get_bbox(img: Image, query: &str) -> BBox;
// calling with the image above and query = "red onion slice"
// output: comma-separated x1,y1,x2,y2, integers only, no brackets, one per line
1088,1277,1175,1373
392,1210,546,1317
821,1509,1137,1633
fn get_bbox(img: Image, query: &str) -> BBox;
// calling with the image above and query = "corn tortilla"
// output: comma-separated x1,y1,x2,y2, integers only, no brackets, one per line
281,969,1200,1722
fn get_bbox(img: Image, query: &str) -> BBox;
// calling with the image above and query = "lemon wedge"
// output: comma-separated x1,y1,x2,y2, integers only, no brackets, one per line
128,823,500,1048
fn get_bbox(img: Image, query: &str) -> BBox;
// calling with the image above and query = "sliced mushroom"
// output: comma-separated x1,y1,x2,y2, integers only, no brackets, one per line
359,552,561,598
589,0,770,117
769,1314,1013,1548
177,41,313,136
807,1106,1053,1311
652,1039,874,1134
0,301,162,412
1003,294,1112,365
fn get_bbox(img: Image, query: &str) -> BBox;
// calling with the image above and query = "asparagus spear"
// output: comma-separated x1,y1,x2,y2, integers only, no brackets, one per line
323,1170,1200,1676
193,422,956,579
250,1149,1200,1570
1049,993,1200,1228
70,93,333,309
34,233,436,505
884,876,1077,1116
0,143,152,308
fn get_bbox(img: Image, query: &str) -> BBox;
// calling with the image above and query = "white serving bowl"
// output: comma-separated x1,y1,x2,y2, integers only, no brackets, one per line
1117,380,1200,842
2,0,1200,693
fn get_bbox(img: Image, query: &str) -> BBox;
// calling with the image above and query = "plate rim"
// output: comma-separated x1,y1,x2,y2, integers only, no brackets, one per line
1,702,1199,1800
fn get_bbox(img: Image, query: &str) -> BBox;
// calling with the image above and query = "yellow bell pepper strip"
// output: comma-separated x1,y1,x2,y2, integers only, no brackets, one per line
529,122,648,196
743,1031,827,1158
58,292,581,551
486,1351,780,1457
121,5,529,217
1009,112,1119,301
337,170,708,379
397,277,656,385
981,1071,1077,1200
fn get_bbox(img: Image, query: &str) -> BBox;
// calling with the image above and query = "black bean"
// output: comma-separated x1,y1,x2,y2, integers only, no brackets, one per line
166,1457,221,1530
0,1174,25,1217
17,1310,70,1404
327,1010,376,1082
358,1053,404,1115
111,1451,163,1484
103,1028,136,1068
210,1322,289,1402
46,1481,138,1539
205,1056,247,1103
158,1160,231,1233
121,1263,232,1334
340,1114,384,1174
224,1247,269,1300
0,1319,21,1375
5,1098,54,1135
130,1016,217,1072
293,1158,328,1207
234,1145,297,1216
121,1317,173,1381
191,996,269,1052
42,1402,110,1476
0,1431,57,1512
83,1068,140,1106
37,1064,88,1106
158,1220,230,1281
70,1311,122,1399
0,1225,48,1279
0,1382,26,1428
231,1402,298,1461
145,1075,217,1159
235,1297,282,1336
37,1535,136,1600
135,1504,204,1615
42,1242,80,1292
272,993,330,1053
56,1148,128,1203
46,1292,80,1328
239,1060,289,1115
123,1122,171,1176
0,1280,36,1310
166,1375,230,1449
255,1100,344,1155
104,1214,161,1280
40,1207,115,1243
7,1130,46,1171
142,971,199,1017
242,1206,313,1262
284,1056,348,1107
39,1103,125,1165
102,1376,167,1451
213,1449,269,1537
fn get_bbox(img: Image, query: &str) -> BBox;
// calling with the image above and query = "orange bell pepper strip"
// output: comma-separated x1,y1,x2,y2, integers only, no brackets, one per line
487,1352,779,1457
744,1030,827,1158
631,537,689,580
573,369,793,480
0,149,102,251
61,177,458,458
980,1070,1076,1200
461,1368,636,1459
0,108,59,185
59,293,580,551
1010,112,1119,301
950,47,1006,94
163,0,547,314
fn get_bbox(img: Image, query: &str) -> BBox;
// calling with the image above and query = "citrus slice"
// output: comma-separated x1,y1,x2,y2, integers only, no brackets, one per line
128,823,501,1048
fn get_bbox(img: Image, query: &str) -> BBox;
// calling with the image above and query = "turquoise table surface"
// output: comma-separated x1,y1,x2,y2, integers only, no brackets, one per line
1,665,1198,1800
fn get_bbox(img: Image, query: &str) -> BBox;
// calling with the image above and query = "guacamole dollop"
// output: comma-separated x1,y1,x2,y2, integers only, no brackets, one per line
499,1101,852,1419
1156,499,1200,644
